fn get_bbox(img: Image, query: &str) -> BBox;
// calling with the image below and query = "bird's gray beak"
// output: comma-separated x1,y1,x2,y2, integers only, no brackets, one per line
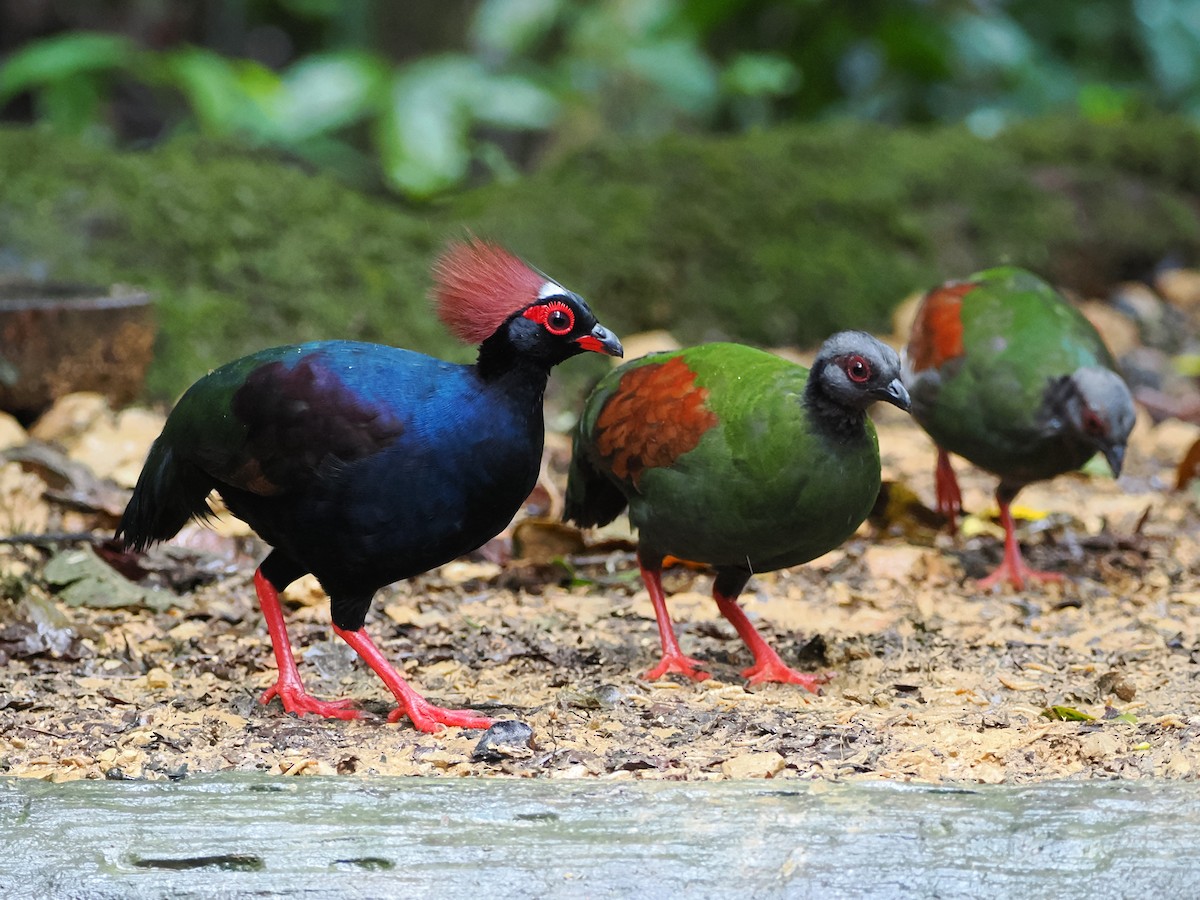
577,323,623,358
876,377,911,411
1103,443,1125,478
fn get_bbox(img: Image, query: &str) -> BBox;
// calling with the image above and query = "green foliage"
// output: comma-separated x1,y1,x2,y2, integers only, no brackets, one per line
450,116,1200,350
1042,705,1096,722
1,117,1197,400
7,1,1194,199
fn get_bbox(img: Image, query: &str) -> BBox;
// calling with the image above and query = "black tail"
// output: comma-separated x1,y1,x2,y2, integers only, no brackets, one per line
115,438,215,551
563,440,628,530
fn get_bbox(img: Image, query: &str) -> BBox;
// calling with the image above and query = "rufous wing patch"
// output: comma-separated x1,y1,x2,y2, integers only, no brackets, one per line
593,356,718,486
907,281,976,371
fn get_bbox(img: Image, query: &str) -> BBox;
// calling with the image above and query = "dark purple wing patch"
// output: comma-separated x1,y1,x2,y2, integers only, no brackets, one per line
229,355,403,495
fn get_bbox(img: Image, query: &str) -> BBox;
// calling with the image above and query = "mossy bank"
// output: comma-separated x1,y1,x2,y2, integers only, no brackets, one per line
0,117,1197,399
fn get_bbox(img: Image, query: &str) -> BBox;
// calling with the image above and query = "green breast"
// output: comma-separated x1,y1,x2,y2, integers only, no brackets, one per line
914,268,1112,479
623,344,881,570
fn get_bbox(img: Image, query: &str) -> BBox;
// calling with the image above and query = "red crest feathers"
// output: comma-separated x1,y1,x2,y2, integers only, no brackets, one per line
907,280,976,372
431,238,550,345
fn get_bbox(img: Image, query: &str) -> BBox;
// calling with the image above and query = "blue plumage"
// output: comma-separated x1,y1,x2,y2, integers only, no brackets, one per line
118,241,622,731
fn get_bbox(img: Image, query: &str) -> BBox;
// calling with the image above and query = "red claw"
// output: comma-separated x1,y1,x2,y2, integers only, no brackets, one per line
978,490,1064,590
714,593,828,692
643,652,712,682
741,660,830,692
390,700,494,733
334,624,493,732
259,682,364,720
977,558,1064,592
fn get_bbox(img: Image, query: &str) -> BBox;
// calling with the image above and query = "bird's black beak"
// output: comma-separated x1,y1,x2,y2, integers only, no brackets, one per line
576,323,623,358
876,377,911,411
1102,442,1125,478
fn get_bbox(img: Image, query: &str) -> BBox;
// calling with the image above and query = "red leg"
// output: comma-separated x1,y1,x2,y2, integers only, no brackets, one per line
713,591,829,692
254,569,363,720
333,625,493,732
935,447,963,528
639,560,710,681
977,489,1063,591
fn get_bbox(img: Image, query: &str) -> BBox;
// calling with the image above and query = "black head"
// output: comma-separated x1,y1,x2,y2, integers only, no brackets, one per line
481,281,622,375
810,331,911,413
1058,366,1135,476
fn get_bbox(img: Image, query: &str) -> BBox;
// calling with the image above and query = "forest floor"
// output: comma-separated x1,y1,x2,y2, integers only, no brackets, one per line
3,326,1200,785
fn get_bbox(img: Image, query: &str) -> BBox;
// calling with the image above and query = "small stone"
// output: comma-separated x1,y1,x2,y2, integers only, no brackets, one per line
862,545,927,583
1079,300,1140,359
145,667,173,690
1097,670,1136,702
472,720,535,762
0,412,27,450
720,751,786,779
421,749,460,770
28,392,110,445
1155,267,1200,313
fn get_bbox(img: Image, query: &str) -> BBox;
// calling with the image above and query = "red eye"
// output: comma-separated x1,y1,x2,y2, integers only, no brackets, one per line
1082,408,1106,437
523,300,575,335
846,355,871,383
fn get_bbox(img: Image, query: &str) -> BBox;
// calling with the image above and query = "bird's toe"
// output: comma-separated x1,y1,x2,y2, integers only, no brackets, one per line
643,653,711,682
743,663,830,693
260,683,365,720
977,560,1064,592
391,702,494,732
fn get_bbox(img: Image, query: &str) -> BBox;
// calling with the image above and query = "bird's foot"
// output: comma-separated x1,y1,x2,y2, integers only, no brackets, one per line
977,558,1063,592
742,660,831,693
388,698,494,733
644,652,711,682
259,682,364,720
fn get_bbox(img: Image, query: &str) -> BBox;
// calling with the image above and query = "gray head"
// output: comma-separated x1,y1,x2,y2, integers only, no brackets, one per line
1062,366,1136,476
811,331,912,412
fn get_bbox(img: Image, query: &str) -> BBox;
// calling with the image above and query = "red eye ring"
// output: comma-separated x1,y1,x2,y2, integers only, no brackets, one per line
846,355,871,383
523,300,575,336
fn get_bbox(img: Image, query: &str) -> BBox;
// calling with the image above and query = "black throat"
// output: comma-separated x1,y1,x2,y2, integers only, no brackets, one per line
803,369,869,444
475,330,555,409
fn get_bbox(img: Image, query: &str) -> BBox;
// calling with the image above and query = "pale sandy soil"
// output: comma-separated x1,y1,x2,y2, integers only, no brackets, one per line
3,378,1200,785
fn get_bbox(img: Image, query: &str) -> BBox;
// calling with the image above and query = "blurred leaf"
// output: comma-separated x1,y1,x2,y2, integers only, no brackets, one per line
377,57,479,198
1175,436,1200,491
270,52,388,141
626,37,719,117
165,49,278,139
472,0,563,57
1041,705,1096,722
1134,0,1200,97
44,546,182,612
0,32,135,99
868,479,946,538
949,12,1033,75
39,76,107,137
1077,82,1137,122
512,518,585,564
1174,353,1200,377
722,52,799,98
469,73,560,129
1080,453,1116,479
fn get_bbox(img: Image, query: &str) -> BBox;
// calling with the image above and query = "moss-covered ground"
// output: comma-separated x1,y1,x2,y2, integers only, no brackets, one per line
1,117,1198,397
